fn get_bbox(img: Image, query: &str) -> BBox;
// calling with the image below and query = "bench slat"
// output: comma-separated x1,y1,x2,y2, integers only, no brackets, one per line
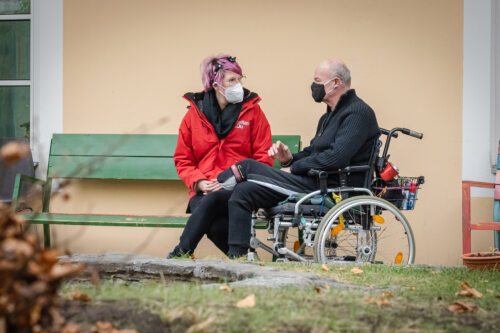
22,213,268,229
47,134,301,180
51,134,178,157
50,134,301,158
48,156,179,180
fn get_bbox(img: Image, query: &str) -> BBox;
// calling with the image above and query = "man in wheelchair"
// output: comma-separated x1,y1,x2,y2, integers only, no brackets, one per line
217,58,381,261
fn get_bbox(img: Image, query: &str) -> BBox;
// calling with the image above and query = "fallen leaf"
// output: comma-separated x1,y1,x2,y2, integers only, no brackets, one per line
219,284,232,292
236,294,256,308
186,316,216,333
40,249,59,265
314,285,331,294
2,238,34,257
49,263,85,280
381,291,394,299
62,323,81,333
351,267,363,274
91,320,113,333
0,141,30,164
71,291,91,302
365,296,390,306
321,264,329,271
457,281,482,298
448,300,478,313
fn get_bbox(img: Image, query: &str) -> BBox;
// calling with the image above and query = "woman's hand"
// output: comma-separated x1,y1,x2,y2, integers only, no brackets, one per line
268,141,292,164
197,179,222,194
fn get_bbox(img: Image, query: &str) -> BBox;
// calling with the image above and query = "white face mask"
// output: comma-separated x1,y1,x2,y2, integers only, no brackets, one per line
222,83,244,104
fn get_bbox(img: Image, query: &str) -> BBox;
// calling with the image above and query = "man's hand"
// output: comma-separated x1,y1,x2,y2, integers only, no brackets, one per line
268,140,292,164
196,179,222,194
281,167,291,173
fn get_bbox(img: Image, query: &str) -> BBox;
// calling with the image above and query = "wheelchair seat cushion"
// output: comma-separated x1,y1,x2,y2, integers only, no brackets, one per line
263,202,331,218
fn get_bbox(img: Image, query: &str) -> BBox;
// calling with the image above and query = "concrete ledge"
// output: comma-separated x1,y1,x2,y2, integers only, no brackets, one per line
62,253,370,289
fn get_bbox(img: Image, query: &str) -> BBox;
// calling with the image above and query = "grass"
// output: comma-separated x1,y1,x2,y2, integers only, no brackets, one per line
60,264,500,333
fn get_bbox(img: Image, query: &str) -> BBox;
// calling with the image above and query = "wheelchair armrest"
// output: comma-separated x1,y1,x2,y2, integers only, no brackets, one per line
307,169,328,195
328,165,371,174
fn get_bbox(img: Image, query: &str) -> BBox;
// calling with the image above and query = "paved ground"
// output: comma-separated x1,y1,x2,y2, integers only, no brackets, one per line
63,253,370,289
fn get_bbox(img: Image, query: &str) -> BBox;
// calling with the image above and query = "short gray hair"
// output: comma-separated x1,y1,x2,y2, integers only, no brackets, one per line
329,62,351,87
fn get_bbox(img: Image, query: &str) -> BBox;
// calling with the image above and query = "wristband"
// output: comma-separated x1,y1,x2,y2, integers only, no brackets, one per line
281,156,293,167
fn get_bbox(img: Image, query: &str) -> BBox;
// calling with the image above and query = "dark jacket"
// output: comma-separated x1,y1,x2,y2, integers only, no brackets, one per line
290,89,379,185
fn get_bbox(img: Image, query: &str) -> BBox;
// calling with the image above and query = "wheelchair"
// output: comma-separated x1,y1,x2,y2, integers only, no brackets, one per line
248,127,424,265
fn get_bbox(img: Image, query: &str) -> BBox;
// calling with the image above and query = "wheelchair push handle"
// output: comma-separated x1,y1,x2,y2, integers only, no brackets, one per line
401,128,424,139
380,126,424,170
380,128,398,138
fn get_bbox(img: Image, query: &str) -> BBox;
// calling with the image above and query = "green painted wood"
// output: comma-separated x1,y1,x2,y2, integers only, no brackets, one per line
47,134,300,180
274,135,301,153
50,134,178,157
35,133,298,245
47,156,178,180
50,134,300,158
273,135,300,169
22,213,268,229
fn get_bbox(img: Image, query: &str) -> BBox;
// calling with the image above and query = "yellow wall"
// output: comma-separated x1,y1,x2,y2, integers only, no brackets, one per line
60,0,467,264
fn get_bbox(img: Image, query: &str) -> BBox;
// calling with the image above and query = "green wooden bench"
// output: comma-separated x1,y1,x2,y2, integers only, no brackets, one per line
12,134,301,248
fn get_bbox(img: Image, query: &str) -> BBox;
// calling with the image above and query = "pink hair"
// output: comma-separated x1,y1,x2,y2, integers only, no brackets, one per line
200,54,243,91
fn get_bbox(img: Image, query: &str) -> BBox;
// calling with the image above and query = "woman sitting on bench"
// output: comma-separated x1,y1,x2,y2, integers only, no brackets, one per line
168,54,273,258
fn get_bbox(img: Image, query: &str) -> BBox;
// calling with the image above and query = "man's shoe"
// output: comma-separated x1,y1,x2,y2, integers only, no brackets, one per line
166,245,192,259
227,245,248,259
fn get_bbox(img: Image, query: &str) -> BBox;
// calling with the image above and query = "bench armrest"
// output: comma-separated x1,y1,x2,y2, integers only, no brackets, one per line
11,174,48,211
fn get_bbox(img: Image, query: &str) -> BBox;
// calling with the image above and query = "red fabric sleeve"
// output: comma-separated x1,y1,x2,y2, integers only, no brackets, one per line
250,105,274,166
173,112,207,191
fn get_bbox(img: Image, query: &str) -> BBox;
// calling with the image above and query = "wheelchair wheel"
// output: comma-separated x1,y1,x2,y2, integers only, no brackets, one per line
313,195,415,264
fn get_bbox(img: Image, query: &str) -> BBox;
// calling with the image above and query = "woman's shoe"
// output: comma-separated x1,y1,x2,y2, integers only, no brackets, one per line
166,245,193,259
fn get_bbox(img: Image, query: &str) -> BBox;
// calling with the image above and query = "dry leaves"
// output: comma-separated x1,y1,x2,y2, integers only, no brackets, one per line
365,291,394,306
70,291,91,302
448,301,478,313
314,284,331,294
351,267,363,274
0,202,85,331
0,142,30,165
61,322,82,333
457,281,482,298
236,294,256,308
219,284,232,292
186,316,216,333
90,320,138,333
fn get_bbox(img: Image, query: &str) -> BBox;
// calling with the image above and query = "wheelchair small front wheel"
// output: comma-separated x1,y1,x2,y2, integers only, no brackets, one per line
313,196,415,265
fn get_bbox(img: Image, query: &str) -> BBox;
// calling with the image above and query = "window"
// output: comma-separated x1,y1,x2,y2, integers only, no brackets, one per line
0,0,32,140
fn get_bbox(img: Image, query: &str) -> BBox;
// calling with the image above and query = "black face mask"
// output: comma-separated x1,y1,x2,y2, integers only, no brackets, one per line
311,82,326,103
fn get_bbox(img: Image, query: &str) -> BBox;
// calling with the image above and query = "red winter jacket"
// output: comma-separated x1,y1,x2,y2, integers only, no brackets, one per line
174,92,273,198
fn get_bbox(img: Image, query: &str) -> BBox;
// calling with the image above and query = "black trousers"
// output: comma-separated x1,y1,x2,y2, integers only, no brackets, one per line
218,158,333,248
178,190,232,254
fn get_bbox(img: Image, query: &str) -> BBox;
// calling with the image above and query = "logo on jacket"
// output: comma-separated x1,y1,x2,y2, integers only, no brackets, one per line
235,120,250,129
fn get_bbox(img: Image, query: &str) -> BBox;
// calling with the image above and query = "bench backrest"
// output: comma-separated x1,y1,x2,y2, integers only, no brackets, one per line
47,134,301,180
